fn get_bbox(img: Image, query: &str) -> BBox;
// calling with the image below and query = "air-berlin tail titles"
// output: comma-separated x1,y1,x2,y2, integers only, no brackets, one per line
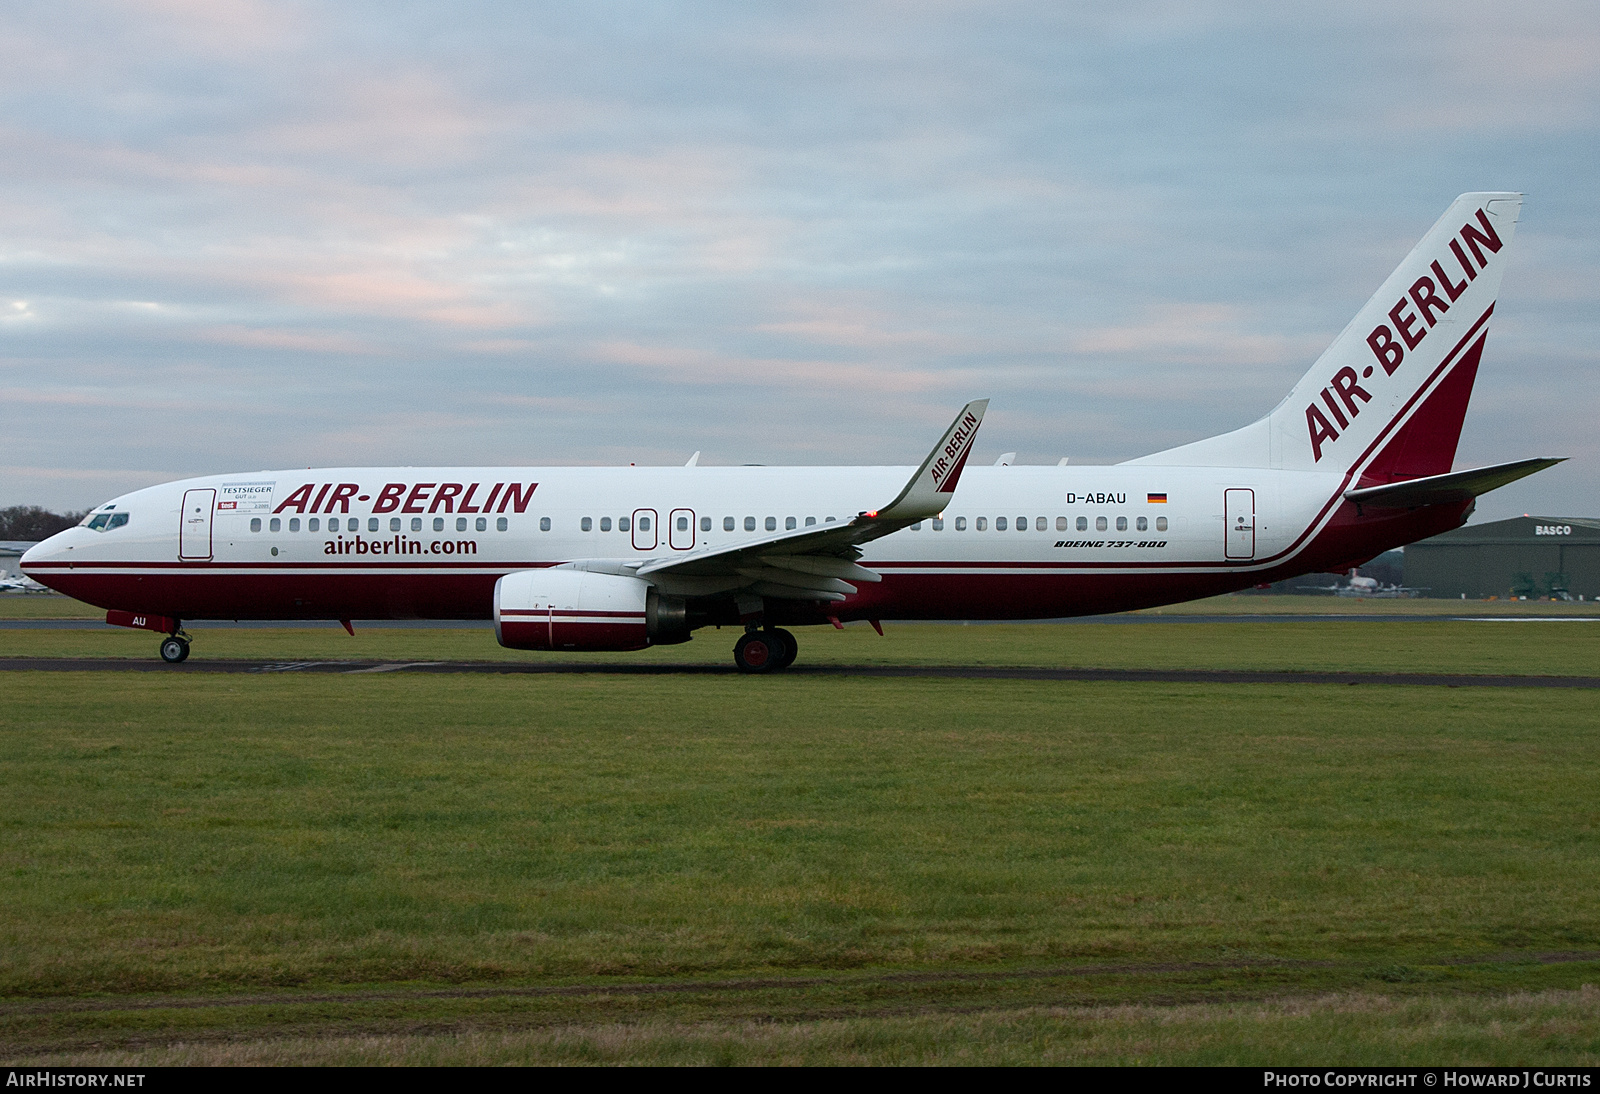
1305,206,1502,463
273,481,538,515
930,411,980,491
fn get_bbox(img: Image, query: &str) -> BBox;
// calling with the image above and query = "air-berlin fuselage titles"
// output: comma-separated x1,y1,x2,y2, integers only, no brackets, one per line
23,194,1563,671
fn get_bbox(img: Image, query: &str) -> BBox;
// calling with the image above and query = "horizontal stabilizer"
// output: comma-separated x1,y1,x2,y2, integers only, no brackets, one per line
1343,457,1564,509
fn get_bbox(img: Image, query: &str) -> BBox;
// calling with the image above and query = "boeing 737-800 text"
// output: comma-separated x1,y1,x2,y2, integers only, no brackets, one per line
22,193,1562,670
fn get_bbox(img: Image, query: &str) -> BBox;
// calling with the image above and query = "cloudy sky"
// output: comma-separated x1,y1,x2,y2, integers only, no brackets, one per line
2,0,1596,522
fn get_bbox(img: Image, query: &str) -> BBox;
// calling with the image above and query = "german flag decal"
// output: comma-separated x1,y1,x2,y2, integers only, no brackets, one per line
1147,492,1167,503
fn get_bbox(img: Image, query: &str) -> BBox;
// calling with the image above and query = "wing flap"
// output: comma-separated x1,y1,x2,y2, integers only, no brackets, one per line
759,554,883,583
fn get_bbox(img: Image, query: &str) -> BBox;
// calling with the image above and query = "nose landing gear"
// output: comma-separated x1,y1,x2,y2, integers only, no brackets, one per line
158,633,191,663
732,627,797,673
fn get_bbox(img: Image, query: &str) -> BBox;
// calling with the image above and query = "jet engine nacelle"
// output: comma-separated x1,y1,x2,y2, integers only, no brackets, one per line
494,569,688,651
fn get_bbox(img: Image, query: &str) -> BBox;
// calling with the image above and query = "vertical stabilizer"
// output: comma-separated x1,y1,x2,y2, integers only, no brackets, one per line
1127,193,1521,477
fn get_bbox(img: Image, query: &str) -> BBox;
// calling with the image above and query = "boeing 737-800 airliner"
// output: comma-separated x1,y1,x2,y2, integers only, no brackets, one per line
22,193,1562,671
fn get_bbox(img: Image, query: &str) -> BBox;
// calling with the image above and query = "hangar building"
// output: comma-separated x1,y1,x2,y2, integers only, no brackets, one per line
1404,516,1600,599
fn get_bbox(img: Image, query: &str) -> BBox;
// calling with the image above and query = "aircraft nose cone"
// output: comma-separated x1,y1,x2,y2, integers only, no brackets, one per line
20,529,73,571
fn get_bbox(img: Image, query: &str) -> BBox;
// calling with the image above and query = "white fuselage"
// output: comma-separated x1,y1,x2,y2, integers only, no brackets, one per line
23,461,1434,626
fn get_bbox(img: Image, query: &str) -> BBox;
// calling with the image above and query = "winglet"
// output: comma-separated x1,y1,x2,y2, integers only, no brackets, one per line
867,400,988,521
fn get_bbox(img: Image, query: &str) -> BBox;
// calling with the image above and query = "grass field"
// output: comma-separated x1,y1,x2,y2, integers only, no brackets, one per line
3,643,1600,1064
4,615,1600,678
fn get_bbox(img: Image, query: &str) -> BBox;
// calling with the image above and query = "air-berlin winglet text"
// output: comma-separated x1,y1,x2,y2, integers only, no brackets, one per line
930,411,980,492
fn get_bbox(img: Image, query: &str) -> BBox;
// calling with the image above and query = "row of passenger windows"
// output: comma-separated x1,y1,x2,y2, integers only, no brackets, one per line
250,516,509,533
913,515,1169,532
242,512,1173,535
554,514,1171,534
577,515,838,533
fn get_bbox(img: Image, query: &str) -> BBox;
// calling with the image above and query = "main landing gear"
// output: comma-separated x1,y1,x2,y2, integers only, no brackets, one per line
158,632,191,663
733,627,797,674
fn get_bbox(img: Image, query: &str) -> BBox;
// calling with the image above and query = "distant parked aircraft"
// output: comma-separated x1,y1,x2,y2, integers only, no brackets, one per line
1300,569,1425,598
23,193,1561,668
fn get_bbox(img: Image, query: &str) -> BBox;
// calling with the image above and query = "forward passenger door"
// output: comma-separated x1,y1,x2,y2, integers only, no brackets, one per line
179,489,215,561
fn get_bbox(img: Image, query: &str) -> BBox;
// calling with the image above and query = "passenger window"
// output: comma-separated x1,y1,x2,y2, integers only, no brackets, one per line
498,517,509,531
308,518,320,532
679,516,690,531
723,517,734,531
269,517,281,533
785,516,796,530
1116,516,1128,531
1017,517,1027,532
1056,517,1067,531
1077,517,1087,531
825,516,836,523
955,516,966,531
765,516,776,531
701,517,712,531
745,516,756,531
433,517,445,532
1036,517,1047,531
408,517,419,532
581,517,592,531
289,518,300,532
996,517,1007,531
640,516,651,531
600,517,612,532
976,517,987,531
1096,516,1108,531
1156,516,1168,532
327,517,339,532
389,517,400,532
932,518,944,531
539,517,550,531
911,522,922,530
805,516,816,526
250,517,262,532
1137,516,1148,531
620,517,631,532
456,517,467,532
368,517,379,532
476,517,487,532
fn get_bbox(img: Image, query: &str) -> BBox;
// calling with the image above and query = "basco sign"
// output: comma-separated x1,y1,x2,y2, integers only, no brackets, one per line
1534,525,1572,536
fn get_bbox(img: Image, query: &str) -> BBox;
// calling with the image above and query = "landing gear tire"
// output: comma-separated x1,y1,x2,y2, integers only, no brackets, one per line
768,628,798,670
733,631,779,674
159,636,190,664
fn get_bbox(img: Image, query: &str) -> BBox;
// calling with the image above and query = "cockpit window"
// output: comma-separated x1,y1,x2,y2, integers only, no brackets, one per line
86,514,110,530
83,507,128,532
107,513,129,529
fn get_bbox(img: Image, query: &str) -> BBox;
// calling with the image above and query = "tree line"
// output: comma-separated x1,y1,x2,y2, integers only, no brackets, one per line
0,506,89,541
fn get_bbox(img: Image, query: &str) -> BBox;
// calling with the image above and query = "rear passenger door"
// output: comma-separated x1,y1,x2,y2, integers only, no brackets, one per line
1224,488,1255,560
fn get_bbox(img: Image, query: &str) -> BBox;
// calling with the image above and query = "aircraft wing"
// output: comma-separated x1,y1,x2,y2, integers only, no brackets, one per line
1345,457,1564,510
631,400,988,601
